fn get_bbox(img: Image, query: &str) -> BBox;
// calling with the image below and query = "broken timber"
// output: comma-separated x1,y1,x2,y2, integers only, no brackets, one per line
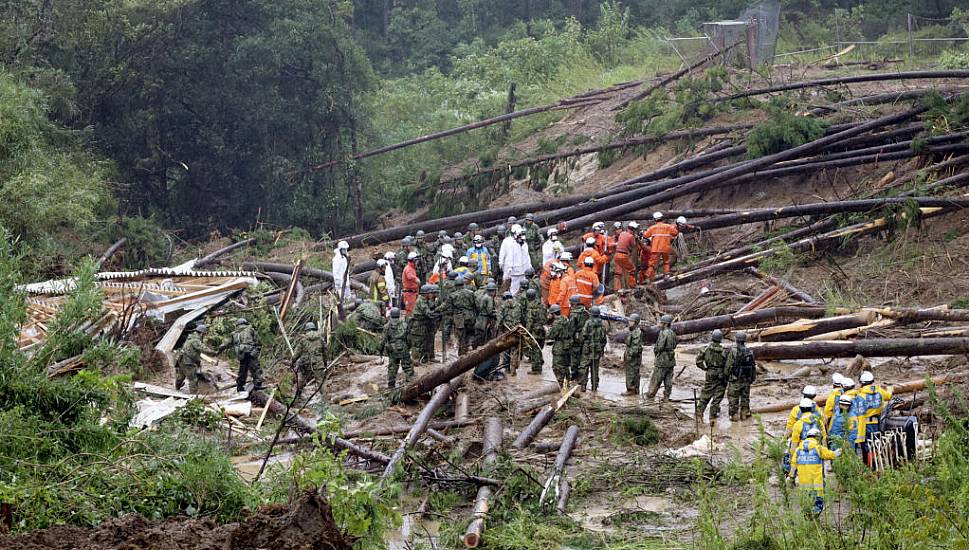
512,385,579,450
748,337,969,361
540,425,580,514
383,380,461,480
720,70,969,102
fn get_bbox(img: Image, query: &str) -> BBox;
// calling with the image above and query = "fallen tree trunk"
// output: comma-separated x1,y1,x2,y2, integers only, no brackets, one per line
196,238,257,267
721,70,969,102
511,386,578,450
637,306,827,343
540,425,580,514
749,337,969,361
808,87,967,116
400,330,521,402
242,261,369,292
96,238,127,267
383,381,460,479
754,311,877,342
462,417,503,548
751,371,969,414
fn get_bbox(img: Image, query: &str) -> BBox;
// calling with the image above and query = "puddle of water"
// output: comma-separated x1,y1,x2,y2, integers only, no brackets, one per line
573,493,698,534
231,452,295,482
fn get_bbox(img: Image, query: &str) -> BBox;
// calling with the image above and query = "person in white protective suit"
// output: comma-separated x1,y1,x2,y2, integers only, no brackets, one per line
499,224,533,295
542,228,561,265
332,240,351,303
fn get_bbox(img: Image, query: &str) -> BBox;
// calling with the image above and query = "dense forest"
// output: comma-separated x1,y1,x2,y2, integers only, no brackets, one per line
1,0,967,274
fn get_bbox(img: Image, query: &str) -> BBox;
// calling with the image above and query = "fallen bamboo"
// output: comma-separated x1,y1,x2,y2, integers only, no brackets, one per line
539,425,580,512
383,381,460,479
463,417,503,548
751,371,969,414
720,70,969,102
400,330,521,401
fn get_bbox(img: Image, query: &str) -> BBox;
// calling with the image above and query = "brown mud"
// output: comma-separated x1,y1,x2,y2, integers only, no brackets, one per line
0,491,352,550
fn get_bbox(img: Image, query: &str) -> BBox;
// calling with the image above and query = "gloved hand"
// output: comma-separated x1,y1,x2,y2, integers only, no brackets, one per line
834,449,843,457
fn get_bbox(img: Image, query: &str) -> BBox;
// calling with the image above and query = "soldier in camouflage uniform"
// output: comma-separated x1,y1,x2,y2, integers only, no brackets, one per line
496,290,523,374
474,282,498,346
438,271,458,356
578,306,607,393
448,277,477,355
524,213,544,269
232,318,265,393
350,299,386,333
523,288,547,374
293,322,325,382
546,305,571,385
408,285,441,364
175,324,214,393
415,230,432,281
645,315,677,401
490,225,507,281
623,314,643,395
726,331,757,421
381,307,413,389
695,329,728,423
567,296,589,381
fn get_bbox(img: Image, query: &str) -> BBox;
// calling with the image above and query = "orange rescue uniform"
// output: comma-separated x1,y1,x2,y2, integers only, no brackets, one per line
644,222,679,279
402,262,420,314
613,230,639,290
575,266,602,308
557,272,578,317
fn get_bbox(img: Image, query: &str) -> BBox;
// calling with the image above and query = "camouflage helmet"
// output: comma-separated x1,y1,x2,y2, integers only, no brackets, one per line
468,222,479,231
497,224,507,234
590,306,602,317
660,314,673,325
569,295,581,305
454,277,465,286
402,236,414,246
416,230,425,238
236,318,249,326
420,284,433,294
549,304,561,315
711,329,723,342
526,288,537,299
448,270,459,280
502,291,513,299
427,284,440,293
628,314,640,323
524,267,535,278
735,331,748,343
486,282,497,291
355,298,363,307
507,216,517,224
525,213,535,221
304,322,317,332
195,324,208,334
390,307,401,318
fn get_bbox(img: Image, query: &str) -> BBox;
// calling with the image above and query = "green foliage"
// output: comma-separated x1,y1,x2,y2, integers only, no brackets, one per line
616,67,729,136
27,258,104,370
268,434,401,549
950,296,969,309
613,413,661,446
757,241,799,275
333,319,381,355
98,217,171,270
746,107,828,158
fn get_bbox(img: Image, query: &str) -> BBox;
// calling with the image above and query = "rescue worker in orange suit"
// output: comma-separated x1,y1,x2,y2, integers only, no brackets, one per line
575,256,604,308
613,221,640,290
402,251,421,315
557,262,578,317
637,232,652,284
546,262,565,309
578,237,608,280
670,216,698,268
582,222,608,255
539,257,557,305
644,211,679,280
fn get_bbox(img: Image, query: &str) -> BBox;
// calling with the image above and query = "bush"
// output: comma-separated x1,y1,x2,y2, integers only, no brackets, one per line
746,110,827,158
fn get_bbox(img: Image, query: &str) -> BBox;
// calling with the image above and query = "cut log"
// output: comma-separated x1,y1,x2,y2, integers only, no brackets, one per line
400,331,521,402
383,381,460,479
463,417,503,548
242,261,369,292
340,419,474,439
748,337,969,361
514,396,554,415
96,238,127,267
634,306,827,344
512,407,555,450
720,70,969,102
556,481,572,515
454,392,470,422
751,371,969,414
513,382,562,403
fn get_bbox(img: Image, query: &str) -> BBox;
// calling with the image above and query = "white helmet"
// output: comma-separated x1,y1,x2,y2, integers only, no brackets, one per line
799,397,815,410
510,224,524,235
832,373,844,387
552,262,566,273
560,252,573,261
377,259,387,267
552,241,565,254
628,221,640,230
652,212,664,220
458,256,469,265
547,228,559,237
384,251,396,260
676,216,687,225
842,377,856,389
407,251,418,260
613,221,622,230
583,256,595,266
337,240,350,250
584,237,596,247
802,385,817,398
592,221,605,231
806,427,821,439
860,371,874,384
441,244,454,259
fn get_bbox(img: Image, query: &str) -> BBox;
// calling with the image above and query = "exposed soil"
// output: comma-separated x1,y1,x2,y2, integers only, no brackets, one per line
0,491,352,550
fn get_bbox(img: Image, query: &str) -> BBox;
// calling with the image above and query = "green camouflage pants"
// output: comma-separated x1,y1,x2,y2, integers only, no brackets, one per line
526,337,545,374
387,354,414,389
624,356,641,393
175,361,199,393
237,352,264,391
696,376,727,419
727,382,752,418
646,366,673,399
552,350,571,385
577,355,602,392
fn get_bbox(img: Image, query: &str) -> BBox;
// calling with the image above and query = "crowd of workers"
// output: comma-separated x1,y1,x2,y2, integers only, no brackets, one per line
767,373,893,513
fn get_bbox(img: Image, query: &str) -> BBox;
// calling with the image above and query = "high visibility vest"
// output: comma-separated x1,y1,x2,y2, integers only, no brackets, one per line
467,246,492,276
575,268,599,306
